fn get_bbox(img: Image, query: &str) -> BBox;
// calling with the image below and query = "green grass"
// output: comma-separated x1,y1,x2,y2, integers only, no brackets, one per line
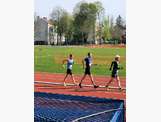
34,46,126,77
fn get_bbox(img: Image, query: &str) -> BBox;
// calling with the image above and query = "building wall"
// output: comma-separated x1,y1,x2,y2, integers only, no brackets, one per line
34,17,48,44
48,24,57,45
34,17,66,45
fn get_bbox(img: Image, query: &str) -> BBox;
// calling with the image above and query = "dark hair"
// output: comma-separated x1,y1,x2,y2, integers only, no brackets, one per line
88,52,91,57
69,54,72,57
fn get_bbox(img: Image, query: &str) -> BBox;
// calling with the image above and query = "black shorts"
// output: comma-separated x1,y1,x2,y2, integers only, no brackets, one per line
85,67,91,75
66,69,72,75
111,71,118,78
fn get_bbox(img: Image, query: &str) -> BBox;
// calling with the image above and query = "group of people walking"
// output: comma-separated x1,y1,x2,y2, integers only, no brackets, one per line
62,52,123,90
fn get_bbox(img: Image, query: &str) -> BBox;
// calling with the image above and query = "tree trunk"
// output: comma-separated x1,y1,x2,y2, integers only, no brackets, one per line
93,21,95,44
60,33,62,45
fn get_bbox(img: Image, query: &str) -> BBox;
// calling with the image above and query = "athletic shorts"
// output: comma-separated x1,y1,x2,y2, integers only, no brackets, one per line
85,67,91,75
67,69,72,75
111,71,118,78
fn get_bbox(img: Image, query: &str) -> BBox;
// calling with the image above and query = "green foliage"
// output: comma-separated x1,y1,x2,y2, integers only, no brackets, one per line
102,16,111,40
113,15,125,39
50,7,73,45
48,2,126,45
72,2,104,43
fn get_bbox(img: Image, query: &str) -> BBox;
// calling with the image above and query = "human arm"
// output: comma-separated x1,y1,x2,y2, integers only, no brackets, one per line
116,62,123,70
62,59,68,68
82,59,85,69
62,59,68,64
109,61,114,70
118,65,123,70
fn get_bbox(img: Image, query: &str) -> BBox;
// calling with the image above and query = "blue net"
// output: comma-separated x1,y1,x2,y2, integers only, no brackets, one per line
34,92,125,122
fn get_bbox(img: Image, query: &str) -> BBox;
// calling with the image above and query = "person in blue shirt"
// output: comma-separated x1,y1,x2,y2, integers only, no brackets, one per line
62,54,76,86
79,52,99,88
106,55,123,90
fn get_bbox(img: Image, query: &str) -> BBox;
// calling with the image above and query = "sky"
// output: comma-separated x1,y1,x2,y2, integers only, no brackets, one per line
34,0,126,20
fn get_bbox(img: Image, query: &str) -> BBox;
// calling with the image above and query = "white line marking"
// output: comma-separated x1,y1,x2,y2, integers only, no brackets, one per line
72,108,123,122
34,81,126,90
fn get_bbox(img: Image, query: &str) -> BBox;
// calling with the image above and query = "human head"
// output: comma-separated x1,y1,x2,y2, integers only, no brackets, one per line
115,55,120,61
87,52,92,58
69,54,73,59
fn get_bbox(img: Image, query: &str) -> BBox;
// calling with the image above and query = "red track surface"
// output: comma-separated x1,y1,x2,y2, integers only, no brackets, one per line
34,72,126,101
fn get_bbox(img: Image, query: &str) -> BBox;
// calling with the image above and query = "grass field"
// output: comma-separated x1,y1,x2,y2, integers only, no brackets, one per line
34,45,126,76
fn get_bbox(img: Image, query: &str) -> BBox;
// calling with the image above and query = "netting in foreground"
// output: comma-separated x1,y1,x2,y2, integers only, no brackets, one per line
34,92,124,122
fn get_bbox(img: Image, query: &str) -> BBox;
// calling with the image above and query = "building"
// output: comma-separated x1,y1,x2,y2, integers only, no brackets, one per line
34,17,65,45
48,20,57,45
34,16,48,45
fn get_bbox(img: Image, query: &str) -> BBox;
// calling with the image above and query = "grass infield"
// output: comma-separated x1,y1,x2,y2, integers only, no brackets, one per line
34,45,126,76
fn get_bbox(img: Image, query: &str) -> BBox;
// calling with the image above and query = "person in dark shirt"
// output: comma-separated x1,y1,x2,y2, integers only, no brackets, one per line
79,52,99,88
106,55,123,90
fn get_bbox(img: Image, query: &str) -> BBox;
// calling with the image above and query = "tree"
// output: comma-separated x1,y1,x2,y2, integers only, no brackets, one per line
73,2,90,44
50,7,69,45
73,2,103,44
88,3,99,43
102,16,111,41
113,15,125,41
49,1,106,45
63,13,74,44
94,1,105,44
116,15,124,28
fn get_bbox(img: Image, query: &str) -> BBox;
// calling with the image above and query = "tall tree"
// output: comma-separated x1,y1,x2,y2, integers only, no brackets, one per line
94,1,105,44
114,15,125,40
109,16,114,39
73,2,89,44
102,16,111,41
63,13,74,44
50,7,68,45
88,3,98,43
73,1,103,44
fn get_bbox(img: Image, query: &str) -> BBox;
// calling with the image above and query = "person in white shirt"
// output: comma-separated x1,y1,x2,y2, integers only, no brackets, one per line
62,54,77,86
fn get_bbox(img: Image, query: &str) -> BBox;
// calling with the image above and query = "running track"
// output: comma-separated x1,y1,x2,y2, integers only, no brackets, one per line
34,72,126,101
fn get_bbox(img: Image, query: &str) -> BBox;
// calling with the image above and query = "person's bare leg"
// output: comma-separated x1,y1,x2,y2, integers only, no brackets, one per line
79,74,86,88
63,74,68,86
71,74,77,85
89,74,98,88
116,76,122,90
106,77,114,88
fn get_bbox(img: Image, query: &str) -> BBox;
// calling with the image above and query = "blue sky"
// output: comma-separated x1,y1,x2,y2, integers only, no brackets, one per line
34,0,126,20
